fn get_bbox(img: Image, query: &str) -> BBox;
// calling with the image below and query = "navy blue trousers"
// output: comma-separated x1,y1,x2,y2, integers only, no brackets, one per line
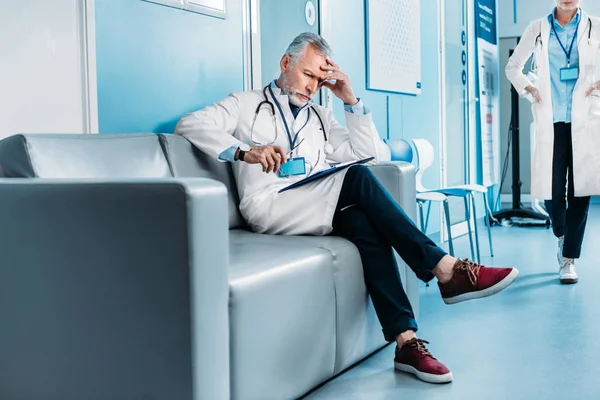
331,165,447,341
544,122,590,259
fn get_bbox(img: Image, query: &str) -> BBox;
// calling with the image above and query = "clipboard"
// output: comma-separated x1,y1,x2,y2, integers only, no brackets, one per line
278,157,375,193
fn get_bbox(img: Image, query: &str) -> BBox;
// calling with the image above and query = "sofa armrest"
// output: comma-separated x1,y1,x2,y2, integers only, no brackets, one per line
0,177,229,400
368,161,420,317
368,162,417,221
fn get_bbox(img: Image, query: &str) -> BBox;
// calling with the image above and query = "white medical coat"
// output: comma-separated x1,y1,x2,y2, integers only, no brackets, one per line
174,86,391,235
506,11,600,199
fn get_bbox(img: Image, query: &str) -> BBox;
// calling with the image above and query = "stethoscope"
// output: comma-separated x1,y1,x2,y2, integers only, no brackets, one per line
249,85,332,158
585,17,592,44
531,17,593,73
534,16,593,49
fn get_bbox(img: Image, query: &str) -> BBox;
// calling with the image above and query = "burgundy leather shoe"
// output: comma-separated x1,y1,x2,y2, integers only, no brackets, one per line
394,338,453,384
438,258,518,305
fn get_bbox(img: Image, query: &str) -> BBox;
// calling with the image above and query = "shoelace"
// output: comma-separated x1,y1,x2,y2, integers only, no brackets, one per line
561,258,575,273
455,258,481,286
404,338,435,360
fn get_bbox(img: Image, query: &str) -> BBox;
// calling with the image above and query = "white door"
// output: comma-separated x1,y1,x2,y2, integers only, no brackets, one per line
244,0,322,103
0,0,97,139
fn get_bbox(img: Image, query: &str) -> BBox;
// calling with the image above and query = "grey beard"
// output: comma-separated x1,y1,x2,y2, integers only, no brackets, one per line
280,77,309,107
288,94,308,107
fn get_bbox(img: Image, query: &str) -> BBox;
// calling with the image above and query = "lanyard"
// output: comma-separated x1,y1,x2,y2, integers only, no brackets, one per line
267,85,311,157
551,16,581,67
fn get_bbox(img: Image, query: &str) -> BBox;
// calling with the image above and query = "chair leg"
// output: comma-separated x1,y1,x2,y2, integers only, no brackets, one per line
425,201,432,233
464,196,475,260
483,192,494,257
418,201,426,232
470,192,481,263
418,200,430,287
443,199,454,257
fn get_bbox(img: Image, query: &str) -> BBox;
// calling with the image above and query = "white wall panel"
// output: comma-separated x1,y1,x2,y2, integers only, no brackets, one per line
0,0,93,139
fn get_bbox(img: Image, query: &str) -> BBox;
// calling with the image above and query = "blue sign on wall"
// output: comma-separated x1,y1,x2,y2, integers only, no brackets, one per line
476,0,496,45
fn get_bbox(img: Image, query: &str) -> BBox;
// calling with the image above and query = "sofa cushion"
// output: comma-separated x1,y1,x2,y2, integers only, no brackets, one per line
228,230,337,400
158,134,245,230
0,134,171,178
228,230,389,397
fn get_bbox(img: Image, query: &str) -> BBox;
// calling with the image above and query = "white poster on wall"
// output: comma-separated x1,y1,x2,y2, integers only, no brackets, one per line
365,0,421,95
476,0,500,186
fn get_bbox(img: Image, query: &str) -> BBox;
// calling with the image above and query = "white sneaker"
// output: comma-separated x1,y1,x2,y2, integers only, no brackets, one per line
559,258,578,284
557,236,564,269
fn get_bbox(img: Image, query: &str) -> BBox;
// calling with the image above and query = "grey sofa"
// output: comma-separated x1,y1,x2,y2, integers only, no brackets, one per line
0,133,418,400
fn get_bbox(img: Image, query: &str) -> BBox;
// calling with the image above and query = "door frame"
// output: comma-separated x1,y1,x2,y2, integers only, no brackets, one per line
79,0,98,133
243,0,263,90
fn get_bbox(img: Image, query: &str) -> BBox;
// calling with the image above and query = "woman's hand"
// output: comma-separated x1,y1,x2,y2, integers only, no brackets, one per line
526,85,542,103
585,81,600,96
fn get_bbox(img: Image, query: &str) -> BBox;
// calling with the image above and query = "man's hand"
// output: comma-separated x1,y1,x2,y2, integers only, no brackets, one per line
586,80,600,96
526,85,542,103
243,145,287,173
319,59,358,106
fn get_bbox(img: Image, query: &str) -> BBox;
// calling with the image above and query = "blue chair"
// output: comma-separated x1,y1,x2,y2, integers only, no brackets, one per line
385,139,455,257
410,138,494,263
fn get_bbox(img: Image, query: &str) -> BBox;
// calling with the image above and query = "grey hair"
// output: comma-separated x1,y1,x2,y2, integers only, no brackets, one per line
284,32,333,63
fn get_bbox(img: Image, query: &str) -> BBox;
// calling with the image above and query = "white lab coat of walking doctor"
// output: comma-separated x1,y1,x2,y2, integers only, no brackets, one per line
175,86,391,235
506,11,600,200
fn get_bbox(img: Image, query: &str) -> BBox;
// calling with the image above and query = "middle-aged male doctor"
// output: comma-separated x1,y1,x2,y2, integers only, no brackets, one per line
506,0,600,285
175,32,518,384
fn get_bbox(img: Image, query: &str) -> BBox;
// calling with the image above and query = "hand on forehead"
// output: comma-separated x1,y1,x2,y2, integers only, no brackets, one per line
297,45,332,79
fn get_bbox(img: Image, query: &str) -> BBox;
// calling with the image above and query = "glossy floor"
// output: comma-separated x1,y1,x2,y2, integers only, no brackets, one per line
306,206,599,400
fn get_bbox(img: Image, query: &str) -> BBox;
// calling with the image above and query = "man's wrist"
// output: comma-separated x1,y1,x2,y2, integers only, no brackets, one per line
343,96,359,106
234,147,246,162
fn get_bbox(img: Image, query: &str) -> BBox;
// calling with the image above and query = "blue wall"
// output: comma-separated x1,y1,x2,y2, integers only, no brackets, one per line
95,0,243,134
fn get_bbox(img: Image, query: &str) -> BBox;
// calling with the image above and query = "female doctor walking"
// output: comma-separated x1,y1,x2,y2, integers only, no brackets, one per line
506,0,600,284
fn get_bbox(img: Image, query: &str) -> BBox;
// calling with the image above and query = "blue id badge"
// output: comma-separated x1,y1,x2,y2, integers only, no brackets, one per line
278,157,306,177
560,67,579,81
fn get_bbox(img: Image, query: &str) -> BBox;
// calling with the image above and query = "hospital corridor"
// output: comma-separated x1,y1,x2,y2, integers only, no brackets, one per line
1,0,600,399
